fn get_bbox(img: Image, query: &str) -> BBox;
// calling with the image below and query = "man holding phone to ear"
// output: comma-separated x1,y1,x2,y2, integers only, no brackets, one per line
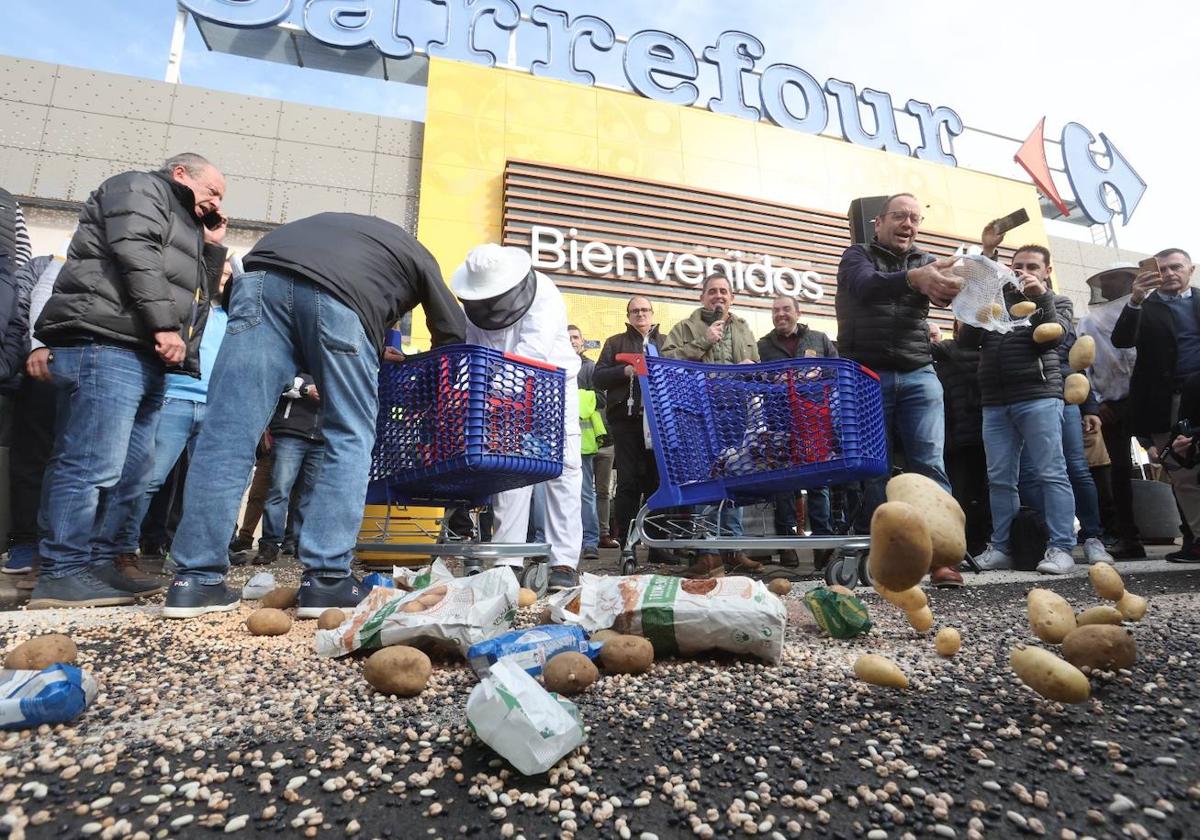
1112,248,1200,562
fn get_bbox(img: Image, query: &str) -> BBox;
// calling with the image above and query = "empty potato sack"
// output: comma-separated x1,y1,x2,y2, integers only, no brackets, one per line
885,474,966,569
867,501,933,591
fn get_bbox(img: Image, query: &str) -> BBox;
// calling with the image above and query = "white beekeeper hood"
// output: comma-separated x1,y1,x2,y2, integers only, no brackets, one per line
451,243,533,301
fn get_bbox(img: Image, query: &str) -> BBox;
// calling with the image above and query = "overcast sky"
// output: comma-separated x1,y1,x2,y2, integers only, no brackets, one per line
1,0,1193,255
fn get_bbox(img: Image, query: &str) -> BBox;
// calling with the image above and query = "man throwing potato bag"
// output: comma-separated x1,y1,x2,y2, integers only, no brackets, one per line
959,240,1077,574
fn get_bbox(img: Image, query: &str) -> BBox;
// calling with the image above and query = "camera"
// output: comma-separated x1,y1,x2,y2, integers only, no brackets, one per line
1164,418,1200,469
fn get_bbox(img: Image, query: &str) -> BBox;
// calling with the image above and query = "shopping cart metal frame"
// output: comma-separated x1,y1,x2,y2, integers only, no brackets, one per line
617,353,885,586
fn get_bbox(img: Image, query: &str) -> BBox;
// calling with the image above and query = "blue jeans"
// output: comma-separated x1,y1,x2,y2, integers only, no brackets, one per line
580,453,599,549
262,435,324,545
170,270,379,583
983,398,1075,552
702,503,744,537
527,482,547,544
861,365,951,525
1020,402,1102,540
38,344,165,578
773,489,832,535
95,396,204,560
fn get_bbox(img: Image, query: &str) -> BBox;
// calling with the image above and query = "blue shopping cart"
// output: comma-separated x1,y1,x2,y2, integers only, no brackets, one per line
618,353,888,585
358,344,566,588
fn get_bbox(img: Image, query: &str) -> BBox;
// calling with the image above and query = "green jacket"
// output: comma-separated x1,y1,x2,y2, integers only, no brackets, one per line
579,388,607,455
662,307,760,364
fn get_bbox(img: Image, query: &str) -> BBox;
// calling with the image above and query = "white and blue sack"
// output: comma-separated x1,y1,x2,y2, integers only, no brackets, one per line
1,664,98,730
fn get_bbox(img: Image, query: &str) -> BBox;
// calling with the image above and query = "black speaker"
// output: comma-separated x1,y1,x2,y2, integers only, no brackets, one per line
848,196,889,245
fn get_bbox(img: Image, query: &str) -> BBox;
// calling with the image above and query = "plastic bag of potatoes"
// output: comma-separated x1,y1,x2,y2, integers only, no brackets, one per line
314,565,519,658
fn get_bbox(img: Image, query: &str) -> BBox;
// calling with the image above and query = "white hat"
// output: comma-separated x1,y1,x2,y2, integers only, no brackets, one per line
450,244,533,301
1085,261,1138,286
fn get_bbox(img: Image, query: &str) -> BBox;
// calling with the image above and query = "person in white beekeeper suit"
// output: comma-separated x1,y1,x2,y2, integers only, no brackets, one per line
451,243,583,591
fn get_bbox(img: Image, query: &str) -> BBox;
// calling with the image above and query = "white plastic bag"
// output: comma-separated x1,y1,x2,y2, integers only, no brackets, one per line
392,558,455,590
314,565,518,658
466,659,586,775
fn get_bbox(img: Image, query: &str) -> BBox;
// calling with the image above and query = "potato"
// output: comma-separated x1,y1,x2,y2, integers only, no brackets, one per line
992,302,1005,319
363,646,431,696
1064,373,1090,406
885,474,966,569
1027,588,1076,644
1010,645,1090,704
518,587,537,607
868,501,933,591
1032,322,1065,343
4,634,78,670
542,652,599,695
1088,562,1125,601
768,579,792,596
1061,625,1136,671
261,587,298,609
935,627,961,657
246,608,292,636
907,605,934,634
827,584,854,597
874,583,927,613
975,305,994,323
590,629,620,645
1117,591,1148,622
317,608,346,630
1075,605,1124,626
853,654,909,689
598,635,654,674
1069,335,1096,371
1009,300,1037,318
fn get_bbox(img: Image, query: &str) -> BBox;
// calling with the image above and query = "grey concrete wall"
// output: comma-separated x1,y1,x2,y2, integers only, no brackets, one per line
0,55,423,256
1048,234,1148,317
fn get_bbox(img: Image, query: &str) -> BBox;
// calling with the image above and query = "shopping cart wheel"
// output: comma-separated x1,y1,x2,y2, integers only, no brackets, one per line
620,555,638,576
823,551,860,588
855,550,872,587
462,558,483,577
521,562,549,598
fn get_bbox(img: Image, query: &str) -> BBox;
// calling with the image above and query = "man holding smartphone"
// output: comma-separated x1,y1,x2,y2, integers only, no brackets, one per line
1112,248,1200,562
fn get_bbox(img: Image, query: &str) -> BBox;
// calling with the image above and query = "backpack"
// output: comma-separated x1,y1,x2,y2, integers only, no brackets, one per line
1009,507,1048,571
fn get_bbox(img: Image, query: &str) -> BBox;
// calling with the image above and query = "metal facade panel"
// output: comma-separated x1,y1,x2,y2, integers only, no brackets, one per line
369,192,417,228
376,119,423,157
219,174,274,222
169,84,282,138
0,100,49,151
272,141,374,192
0,56,57,106
51,65,175,123
41,110,168,166
0,147,42,196
164,124,276,179
32,153,156,203
278,102,377,152
276,182,371,223
371,152,421,196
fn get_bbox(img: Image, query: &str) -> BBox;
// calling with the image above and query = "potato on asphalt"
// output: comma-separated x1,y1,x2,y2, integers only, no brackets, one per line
363,646,431,696
1064,373,1090,405
1027,588,1076,644
1010,645,1090,703
935,627,961,657
1061,625,1136,671
3,634,78,670
1075,605,1124,626
246,608,292,636
867,501,932,592
1088,562,1125,601
261,587,298,609
1069,335,1096,371
885,473,966,569
768,579,792,596
1032,322,1065,343
1117,591,1148,621
542,652,599,695
317,608,346,630
518,588,538,607
598,635,654,674
853,654,909,689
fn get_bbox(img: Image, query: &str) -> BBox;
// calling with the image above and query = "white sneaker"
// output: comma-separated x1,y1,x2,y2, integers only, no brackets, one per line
1037,546,1075,575
973,545,1012,571
1083,537,1114,565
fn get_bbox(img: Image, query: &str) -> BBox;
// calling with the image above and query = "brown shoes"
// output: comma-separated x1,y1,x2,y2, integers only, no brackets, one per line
598,534,620,549
684,552,725,578
777,549,800,568
930,566,964,588
115,553,161,584
726,551,762,572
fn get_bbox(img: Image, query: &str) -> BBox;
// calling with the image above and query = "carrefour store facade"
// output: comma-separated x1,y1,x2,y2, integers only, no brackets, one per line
4,2,1149,352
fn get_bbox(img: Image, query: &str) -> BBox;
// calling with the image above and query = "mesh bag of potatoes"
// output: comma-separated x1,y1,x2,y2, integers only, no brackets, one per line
949,255,1028,333
547,573,788,663
315,565,519,658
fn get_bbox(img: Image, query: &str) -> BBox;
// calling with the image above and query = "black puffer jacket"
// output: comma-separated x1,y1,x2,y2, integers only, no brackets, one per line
932,338,982,449
270,374,323,443
35,171,225,376
959,289,1070,407
835,241,937,372
593,324,664,423
757,324,837,361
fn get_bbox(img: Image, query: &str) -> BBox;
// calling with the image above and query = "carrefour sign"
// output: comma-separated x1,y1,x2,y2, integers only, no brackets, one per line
181,0,1146,226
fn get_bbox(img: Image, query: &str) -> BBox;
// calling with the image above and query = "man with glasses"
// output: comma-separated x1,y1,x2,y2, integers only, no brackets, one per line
836,194,960,533
594,297,670,563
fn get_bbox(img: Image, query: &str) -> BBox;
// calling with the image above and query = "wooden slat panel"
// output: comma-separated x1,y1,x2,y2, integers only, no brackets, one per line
501,159,1015,326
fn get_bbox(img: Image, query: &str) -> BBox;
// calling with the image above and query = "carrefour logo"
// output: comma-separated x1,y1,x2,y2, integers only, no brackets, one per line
181,0,1147,227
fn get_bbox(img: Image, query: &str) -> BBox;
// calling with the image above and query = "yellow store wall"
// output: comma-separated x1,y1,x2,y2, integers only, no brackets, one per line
412,58,1047,350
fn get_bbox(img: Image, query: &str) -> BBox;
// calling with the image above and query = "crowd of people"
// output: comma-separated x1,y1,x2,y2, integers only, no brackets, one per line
0,158,1195,620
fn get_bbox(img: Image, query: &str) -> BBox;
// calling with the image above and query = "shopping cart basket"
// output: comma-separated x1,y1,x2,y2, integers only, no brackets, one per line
356,344,565,585
618,353,887,584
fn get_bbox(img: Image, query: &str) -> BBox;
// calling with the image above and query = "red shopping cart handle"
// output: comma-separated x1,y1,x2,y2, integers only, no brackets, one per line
503,352,562,373
615,352,648,376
